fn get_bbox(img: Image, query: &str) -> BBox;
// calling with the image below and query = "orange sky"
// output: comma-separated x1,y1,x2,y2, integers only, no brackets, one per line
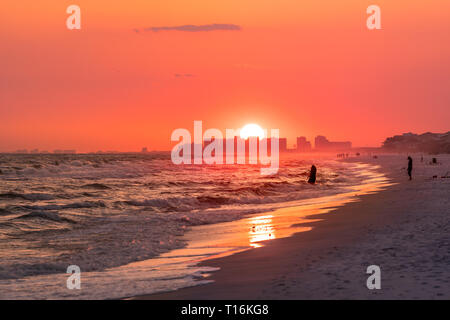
1,0,449,152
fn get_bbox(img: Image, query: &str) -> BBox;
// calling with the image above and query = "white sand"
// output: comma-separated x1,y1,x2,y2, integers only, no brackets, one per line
263,154,450,299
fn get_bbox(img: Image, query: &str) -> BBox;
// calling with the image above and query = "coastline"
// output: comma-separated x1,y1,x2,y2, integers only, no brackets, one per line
132,154,450,299
0,156,389,299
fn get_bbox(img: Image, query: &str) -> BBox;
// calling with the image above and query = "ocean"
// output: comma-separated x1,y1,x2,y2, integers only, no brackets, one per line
0,153,388,299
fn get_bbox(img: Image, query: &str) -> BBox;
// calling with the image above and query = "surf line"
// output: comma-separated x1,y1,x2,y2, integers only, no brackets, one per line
171,121,279,175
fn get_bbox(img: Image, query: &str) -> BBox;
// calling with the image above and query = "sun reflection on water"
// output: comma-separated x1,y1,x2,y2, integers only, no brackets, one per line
248,215,276,248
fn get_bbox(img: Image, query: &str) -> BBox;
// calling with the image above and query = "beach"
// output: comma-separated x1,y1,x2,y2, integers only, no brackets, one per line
0,153,385,299
4,0,450,304
1,153,448,299
135,154,450,299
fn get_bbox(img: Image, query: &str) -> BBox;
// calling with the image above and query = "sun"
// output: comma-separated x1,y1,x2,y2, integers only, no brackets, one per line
240,123,265,140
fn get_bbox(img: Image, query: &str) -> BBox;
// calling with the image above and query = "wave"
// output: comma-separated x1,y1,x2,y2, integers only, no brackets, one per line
0,262,67,280
21,201,106,211
0,154,380,289
14,211,76,224
120,188,343,213
0,208,11,216
81,183,111,190
196,195,230,205
0,192,55,201
122,197,200,211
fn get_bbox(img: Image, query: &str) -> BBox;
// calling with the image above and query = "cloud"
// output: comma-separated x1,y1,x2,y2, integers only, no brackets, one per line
174,74,195,78
135,24,241,33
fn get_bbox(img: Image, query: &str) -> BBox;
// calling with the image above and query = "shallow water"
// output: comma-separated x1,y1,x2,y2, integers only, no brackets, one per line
0,153,389,299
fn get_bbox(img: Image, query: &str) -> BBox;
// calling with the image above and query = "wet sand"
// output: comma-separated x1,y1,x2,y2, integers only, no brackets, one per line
132,154,450,299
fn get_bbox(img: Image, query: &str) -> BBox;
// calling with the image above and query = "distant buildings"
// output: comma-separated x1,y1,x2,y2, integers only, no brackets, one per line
12,149,51,154
279,138,287,153
296,137,312,152
314,135,352,151
8,134,354,155
177,134,352,157
382,132,450,154
53,150,76,154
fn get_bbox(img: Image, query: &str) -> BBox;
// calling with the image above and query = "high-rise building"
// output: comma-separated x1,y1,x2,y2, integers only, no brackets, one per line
315,136,352,151
53,150,76,154
279,138,287,153
296,137,312,152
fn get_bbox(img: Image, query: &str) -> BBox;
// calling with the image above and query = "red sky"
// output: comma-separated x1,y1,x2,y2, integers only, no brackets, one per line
1,0,449,152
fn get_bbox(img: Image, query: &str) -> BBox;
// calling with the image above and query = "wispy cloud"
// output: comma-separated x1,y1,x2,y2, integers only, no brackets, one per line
174,73,195,78
134,24,241,33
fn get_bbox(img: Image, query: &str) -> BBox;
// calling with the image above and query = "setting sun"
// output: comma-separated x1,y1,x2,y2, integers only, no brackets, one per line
240,124,265,140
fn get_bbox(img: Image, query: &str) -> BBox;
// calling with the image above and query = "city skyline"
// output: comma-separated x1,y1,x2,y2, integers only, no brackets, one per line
5,134,357,154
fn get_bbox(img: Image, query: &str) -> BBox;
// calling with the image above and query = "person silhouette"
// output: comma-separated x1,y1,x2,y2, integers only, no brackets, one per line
407,156,413,180
308,165,317,184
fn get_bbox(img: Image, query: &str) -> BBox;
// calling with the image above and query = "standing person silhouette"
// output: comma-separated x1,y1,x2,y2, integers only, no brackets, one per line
308,165,317,184
407,156,413,180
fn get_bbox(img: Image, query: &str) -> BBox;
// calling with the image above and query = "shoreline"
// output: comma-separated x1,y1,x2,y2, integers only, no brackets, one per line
132,154,450,299
0,157,389,299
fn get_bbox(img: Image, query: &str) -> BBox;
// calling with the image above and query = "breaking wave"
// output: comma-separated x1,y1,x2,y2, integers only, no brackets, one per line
0,153,379,287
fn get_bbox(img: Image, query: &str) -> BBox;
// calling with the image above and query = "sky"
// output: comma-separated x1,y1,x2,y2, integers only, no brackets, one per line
1,0,449,152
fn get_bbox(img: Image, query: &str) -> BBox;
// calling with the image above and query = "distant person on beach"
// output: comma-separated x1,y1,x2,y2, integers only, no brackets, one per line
308,165,317,184
407,156,413,180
